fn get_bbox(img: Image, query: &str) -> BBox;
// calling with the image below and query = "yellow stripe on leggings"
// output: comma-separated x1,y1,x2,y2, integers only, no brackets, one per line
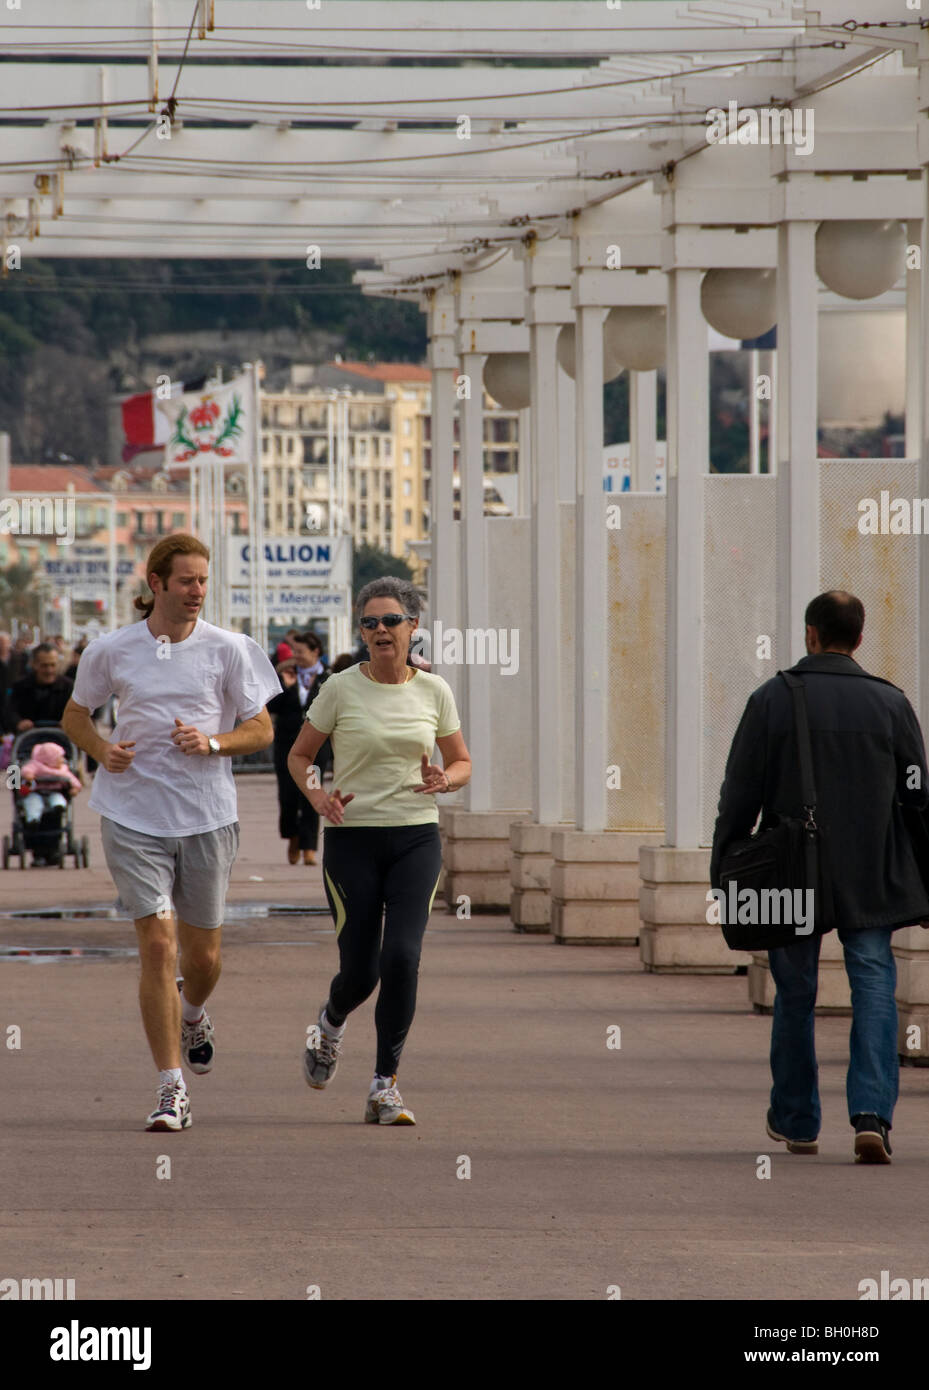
427,871,442,916
324,868,347,938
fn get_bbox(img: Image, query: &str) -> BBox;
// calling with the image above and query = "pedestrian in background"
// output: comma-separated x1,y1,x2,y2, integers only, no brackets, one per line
711,590,929,1164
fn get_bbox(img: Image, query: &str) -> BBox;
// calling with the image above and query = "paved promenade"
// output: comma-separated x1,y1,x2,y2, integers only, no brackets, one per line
1,775,928,1301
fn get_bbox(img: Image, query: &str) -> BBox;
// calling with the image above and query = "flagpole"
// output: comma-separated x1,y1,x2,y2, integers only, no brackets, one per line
252,360,267,654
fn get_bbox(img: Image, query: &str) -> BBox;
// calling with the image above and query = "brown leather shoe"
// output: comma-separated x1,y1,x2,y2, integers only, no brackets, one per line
287,837,300,865
304,849,317,866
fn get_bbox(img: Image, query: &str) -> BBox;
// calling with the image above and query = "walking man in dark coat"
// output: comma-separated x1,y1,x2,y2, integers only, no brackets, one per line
710,591,929,1164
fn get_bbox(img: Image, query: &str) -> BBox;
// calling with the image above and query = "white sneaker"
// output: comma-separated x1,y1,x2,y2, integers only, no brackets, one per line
145,1081,191,1132
364,1076,415,1126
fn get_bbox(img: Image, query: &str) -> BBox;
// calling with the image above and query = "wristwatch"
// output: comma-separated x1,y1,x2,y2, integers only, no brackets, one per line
208,736,221,756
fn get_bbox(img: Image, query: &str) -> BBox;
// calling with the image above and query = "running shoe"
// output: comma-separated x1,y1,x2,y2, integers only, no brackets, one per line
765,1108,818,1154
364,1076,416,1126
145,1080,191,1132
303,1008,343,1089
853,1113,893,1164
177,979,215,1074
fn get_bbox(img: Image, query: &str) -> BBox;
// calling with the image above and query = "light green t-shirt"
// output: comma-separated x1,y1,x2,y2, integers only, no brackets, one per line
305,662,462,826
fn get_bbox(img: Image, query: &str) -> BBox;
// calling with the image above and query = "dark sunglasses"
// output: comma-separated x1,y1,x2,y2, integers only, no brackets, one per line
359,614,414,630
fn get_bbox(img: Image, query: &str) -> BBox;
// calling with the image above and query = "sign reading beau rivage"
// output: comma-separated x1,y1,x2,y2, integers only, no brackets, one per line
225,537,352,588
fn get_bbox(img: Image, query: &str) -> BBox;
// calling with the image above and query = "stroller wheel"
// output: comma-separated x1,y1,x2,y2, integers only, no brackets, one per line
80,836,90,869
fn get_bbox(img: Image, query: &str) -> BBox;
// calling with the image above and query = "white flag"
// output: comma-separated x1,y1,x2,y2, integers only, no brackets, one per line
156,373,252,467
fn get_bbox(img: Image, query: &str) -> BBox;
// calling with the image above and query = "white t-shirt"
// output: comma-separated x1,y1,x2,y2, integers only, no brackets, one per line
72,618,281,836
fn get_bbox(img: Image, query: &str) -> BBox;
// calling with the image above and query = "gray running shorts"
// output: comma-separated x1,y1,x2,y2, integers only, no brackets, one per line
100,817,240,930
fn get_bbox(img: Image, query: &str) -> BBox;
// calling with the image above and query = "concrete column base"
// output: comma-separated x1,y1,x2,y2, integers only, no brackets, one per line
895,925,929,1065
551,829,665,944
638,846,752,973
438,807,527,913
747,929,852,1015
509,821,567,934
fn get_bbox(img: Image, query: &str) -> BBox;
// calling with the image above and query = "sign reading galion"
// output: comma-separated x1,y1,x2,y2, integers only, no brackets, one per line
226,537,351,588
231,589,347,617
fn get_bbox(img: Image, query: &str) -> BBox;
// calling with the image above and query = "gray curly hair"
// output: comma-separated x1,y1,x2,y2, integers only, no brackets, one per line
355,576,425,626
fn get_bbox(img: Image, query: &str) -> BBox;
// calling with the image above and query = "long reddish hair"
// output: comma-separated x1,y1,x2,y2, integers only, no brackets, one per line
134,534,210,619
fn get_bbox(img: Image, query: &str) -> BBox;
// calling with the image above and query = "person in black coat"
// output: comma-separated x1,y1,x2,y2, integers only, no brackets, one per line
711,590,929,1165
267,630,332,865
4,643,74,734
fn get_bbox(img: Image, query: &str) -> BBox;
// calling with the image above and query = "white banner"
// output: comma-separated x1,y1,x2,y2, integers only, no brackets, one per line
226,536,351,588
156,373,252,468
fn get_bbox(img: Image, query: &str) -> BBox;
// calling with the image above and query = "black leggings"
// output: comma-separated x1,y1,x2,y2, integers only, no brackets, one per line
321,823,443,1077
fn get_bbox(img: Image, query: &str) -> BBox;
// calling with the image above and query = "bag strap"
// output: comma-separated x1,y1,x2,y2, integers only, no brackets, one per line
778,670,818,824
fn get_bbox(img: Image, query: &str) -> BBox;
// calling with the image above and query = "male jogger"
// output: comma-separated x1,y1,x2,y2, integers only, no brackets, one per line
62,534,280,1131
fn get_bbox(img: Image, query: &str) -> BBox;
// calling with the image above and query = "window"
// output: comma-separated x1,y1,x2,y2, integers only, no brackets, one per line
263,505,270,529
116,512,127,527
404,509,412,525
358,438,367,460
403,478,412,497
287,503,295,530
383,438,392,457
403,418,412,437
287,436,294,455
172,512,184,529
403,449,412,467
156,511,166,534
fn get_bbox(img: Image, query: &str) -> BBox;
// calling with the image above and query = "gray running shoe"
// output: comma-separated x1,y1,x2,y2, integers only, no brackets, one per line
364,1076,415,1126
304,1009,343,1089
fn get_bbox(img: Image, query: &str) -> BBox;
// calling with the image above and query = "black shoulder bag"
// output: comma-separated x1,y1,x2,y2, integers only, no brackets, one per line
717,671,836,950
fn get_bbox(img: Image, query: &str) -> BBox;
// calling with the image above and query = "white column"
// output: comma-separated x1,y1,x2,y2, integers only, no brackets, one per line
775,221,819,666
556,365,575,500
919,181,929,737
768,347,778,475
107,496,117,632
459,346,491,809
517,407,531,516
665,268,708,847
629,369,657,491
529,317,562,824
427,289,460,705
748,349,760,475
907,216,922,461
574,300,607,831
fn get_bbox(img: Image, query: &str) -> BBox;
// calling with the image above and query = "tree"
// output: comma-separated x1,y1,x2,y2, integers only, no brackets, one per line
0,559,42,628
352,542,416,594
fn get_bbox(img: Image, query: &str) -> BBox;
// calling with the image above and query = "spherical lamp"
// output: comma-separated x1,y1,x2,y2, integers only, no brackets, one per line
603,305,666,371
700,268,776,340
815,219,905,300
556,323,624,382
483,352,531,410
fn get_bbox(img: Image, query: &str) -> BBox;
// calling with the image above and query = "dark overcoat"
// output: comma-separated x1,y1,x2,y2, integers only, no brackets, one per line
709,653,929,931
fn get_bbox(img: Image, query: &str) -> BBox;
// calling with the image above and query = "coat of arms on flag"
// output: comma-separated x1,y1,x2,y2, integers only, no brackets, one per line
155,373,252,467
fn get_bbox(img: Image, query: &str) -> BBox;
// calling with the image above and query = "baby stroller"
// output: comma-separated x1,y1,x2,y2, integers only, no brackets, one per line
3,724,90,869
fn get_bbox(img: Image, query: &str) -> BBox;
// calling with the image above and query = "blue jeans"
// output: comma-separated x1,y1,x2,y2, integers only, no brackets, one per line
767,926,898,1140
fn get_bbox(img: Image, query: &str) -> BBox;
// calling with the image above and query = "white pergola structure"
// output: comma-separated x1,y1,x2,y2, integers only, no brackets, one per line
3,1,929,1049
